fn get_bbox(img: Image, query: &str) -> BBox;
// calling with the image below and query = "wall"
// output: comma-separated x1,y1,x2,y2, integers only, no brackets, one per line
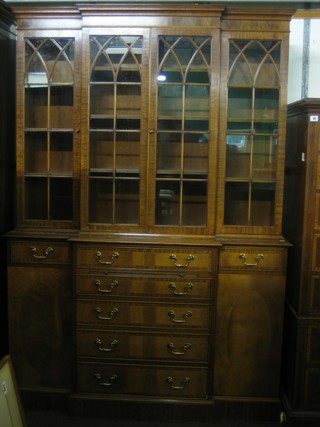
288,15,320,104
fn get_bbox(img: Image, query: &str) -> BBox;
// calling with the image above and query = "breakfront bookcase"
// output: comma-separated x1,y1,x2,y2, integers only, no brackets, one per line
6,3,294,421
282,99,320,427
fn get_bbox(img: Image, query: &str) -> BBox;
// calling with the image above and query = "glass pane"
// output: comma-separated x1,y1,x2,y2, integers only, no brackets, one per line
254,88,279,133
182,181,207,226
25,38,74,85
224,182,249,225
50,133,73,175
91,85,114,116
229,40,280,88
25,177,47,219
252,135,277,180
117,85,141,118
227,88,252,130
50,86,73,129
89,179,113,223
25,132,47,174
251,183,275,226
90,131,114,173
185,85,209,120
25,87,48,128
156,181,180,225
50,178,73,220
157,136,181,175
116,132,140,173
184,135,208,176
226,134,250,179
158,85,182,119
115,179,139,224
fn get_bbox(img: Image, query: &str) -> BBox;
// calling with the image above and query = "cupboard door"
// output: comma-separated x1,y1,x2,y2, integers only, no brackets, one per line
17,32,81,228
217,36,288,235
8,265,72,390
214,272,286,397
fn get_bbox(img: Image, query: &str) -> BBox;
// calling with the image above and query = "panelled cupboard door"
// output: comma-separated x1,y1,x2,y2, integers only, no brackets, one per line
16,29,82,229
7,266,72,391
214,272,286,397
217,29,290,236
80,26,220,235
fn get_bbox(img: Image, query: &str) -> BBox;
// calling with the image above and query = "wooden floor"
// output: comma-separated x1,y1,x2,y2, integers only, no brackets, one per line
25,410,281,427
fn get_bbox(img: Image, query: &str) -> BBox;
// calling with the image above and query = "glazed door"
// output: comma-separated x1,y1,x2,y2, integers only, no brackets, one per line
217,34,289,235
16,30,81,228
81,28,149,231
148,29,219,235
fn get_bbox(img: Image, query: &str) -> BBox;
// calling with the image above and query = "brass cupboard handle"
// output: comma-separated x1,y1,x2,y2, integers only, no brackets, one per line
94,307,118,320
95,251,119,265
167,342,191,355
169,254,195,268
95,339,118,352
95,279,119,293
94,373,117,386
30,246,53,259
168,310,192,323
169,282,193,296
166,376,190,390
239,253,264,267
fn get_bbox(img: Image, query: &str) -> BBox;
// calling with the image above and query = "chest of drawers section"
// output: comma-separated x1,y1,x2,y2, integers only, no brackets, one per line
74,243,217,399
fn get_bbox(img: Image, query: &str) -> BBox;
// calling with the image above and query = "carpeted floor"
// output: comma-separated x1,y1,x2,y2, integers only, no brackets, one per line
25,410,282,427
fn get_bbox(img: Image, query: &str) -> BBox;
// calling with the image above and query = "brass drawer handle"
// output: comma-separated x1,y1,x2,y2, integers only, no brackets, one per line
95,251,119,265
239,253,264,267
167,342,191,355
94,373,117,386
169,282,193,296
168,310,192,323
166,376,190,390
95,279,119,293
95,338,118,352
30,246,53,259
169,254,195,268
94,307,118,320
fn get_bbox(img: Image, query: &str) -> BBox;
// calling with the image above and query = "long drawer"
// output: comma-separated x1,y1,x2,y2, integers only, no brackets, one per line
77,329,209,362
77,300,210,329
77,363,208,398
75,245,213,271
76,274,211,299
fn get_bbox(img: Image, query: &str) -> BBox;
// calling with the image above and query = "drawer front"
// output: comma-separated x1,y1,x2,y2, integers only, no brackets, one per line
9,240,71,265
77,363,208,398
77,300,210,329
219,246,286,273
77,330,209,362
76,246,144,269
75,245,213,271
145,249,212,271
76,274,211,300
